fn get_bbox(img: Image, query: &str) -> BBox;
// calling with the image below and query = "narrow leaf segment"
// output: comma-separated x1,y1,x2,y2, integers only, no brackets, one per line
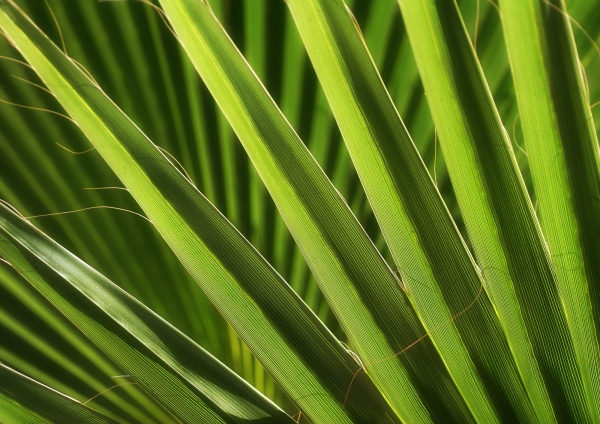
0,202,291,423
0,363,116,424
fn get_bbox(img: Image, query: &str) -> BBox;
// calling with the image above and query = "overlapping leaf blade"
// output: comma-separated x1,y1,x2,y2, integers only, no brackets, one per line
156,0,489,421
0,363,116,424
499,0,600,418
398,0,596,421
0,263,168,423
0,202,290,423
0,3,241,412
0,2,397,422
284,0,552,422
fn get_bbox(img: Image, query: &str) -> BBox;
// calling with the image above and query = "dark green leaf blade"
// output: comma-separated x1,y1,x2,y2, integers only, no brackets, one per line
0,202,291,423
0,363,116,424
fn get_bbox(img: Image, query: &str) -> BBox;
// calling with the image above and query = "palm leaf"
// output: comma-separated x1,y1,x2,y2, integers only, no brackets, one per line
0,0,599,422
157,0,484,421
285,0,550,421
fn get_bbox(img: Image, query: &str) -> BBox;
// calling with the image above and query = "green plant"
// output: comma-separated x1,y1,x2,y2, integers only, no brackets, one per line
0,0,599,422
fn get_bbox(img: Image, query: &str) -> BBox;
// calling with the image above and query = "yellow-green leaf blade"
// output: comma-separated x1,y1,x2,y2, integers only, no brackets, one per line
157,0,483,421
399,0,591,421
499,0,600,419
285,0,549,422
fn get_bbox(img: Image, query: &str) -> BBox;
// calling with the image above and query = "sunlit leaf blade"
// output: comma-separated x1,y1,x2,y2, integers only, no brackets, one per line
498,0,600,418
0,203,291,423
398,0,593,421
0,363,116,424
0,2,398,422
284,0,552,422
154,0,493,421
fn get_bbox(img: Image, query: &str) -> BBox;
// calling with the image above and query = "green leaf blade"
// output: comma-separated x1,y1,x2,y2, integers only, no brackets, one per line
157,0,486,421
0,364,116,424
